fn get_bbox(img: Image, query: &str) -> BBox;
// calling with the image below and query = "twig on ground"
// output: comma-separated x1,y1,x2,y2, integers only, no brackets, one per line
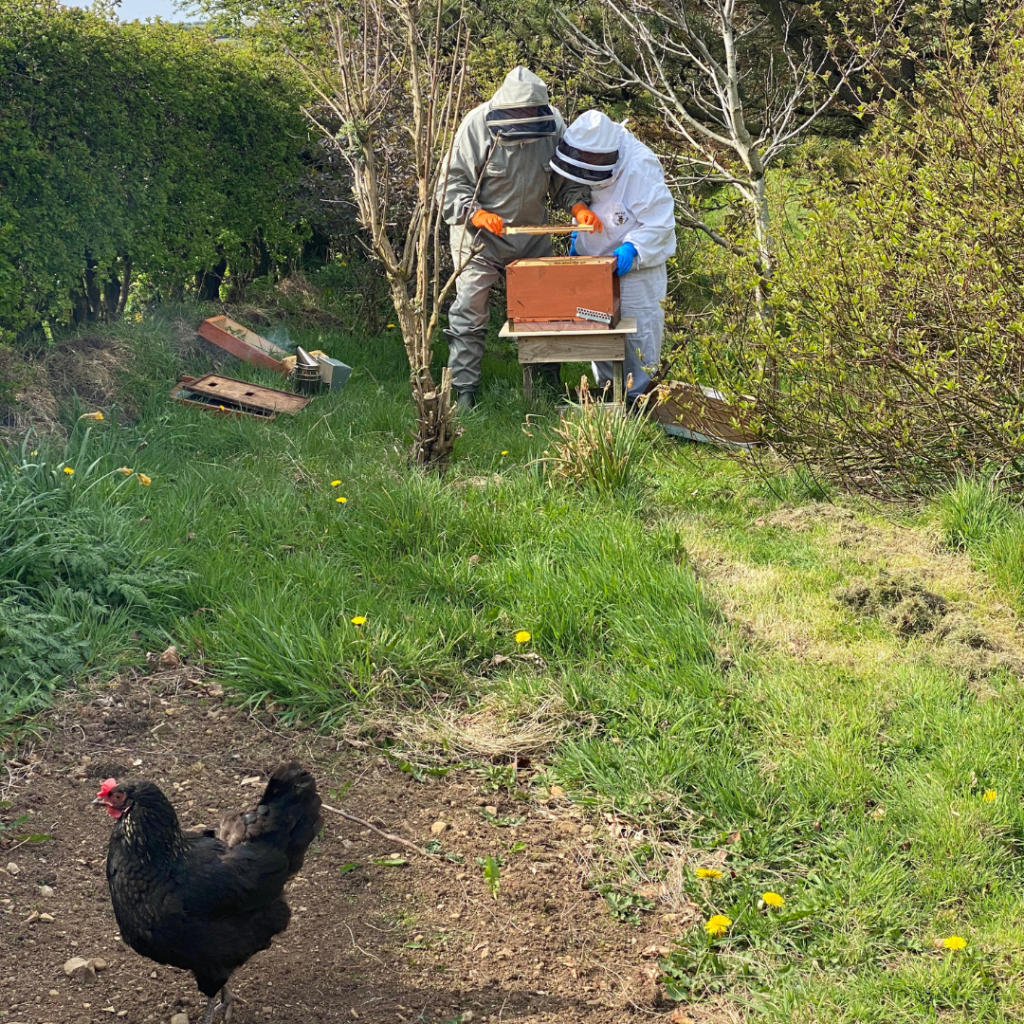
321,803,437,859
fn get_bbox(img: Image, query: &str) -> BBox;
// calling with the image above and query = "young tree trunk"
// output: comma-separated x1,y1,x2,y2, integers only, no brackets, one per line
295,0,472,474
117,255,132,316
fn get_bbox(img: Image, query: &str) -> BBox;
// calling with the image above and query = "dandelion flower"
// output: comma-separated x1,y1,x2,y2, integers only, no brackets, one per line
762,892,785,909
137,473,151,486
78,411,104,421
983,789,997,802
501,450,509,456
29,450,38,456
696,868,723,879
351,616,367,626
331,480,342,487
336,496,347,504
515,630,531,644
387,323,395,328
63,466,74,476
117,466,133,476
704,914,732,938
943,935,967,950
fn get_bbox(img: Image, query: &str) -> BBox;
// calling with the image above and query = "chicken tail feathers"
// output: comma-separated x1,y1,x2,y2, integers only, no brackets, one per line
219,762,323,876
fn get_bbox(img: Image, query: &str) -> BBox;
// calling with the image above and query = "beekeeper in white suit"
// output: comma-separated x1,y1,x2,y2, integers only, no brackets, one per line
442,68,600,410
551,110,676,402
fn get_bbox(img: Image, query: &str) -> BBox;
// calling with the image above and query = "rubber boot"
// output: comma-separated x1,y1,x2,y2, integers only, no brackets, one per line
456,390,477,413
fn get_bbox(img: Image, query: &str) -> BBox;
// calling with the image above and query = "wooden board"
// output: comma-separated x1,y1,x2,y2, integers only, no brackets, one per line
508,319,609,333
509,256,609,266
499,318,637,338
651,382,758,447
503,224,596,236
197,316,289,374
516,335,626,364
171,374,311,419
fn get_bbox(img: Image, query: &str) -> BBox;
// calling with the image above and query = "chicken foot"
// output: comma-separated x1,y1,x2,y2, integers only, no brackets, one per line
201,985,234,1024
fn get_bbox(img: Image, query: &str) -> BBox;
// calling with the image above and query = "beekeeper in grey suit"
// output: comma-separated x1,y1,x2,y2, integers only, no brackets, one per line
441,67,601,410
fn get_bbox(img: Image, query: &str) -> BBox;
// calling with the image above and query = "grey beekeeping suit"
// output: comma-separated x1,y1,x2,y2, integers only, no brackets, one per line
442,67,591,396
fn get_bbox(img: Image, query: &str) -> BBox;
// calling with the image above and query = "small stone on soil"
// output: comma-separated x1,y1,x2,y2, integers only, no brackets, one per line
63,957,96,983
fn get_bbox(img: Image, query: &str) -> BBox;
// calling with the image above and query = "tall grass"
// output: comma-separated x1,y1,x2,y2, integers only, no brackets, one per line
939,475,1024,607
0,429,187,720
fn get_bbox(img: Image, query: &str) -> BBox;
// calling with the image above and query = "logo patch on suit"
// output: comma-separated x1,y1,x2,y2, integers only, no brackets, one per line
613,210,628,226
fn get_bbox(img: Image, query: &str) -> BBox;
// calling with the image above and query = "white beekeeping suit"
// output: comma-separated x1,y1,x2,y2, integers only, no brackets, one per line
551,110,676,400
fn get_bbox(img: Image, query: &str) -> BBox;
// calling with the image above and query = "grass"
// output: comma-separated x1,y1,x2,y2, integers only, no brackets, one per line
6,303,1024,1020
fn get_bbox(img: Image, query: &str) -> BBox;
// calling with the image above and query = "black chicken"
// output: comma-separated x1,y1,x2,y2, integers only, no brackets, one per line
94,762,323,1024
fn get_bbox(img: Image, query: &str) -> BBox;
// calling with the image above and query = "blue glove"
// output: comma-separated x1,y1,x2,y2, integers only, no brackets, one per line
569,231,578,257
613,242,637,276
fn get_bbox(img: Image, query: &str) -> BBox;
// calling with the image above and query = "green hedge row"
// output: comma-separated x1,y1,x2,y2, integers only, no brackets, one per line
0,1,311,342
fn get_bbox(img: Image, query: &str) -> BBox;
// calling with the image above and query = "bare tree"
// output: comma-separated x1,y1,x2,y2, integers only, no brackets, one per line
294,0,472,470
564,0,880,306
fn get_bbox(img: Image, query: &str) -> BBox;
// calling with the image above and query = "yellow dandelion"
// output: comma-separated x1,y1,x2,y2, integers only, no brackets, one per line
63,466,74,475
983,789,997,802
117,466,133,476
351,616,367,626
696,868,723,879
387,323,395,328
331,480,342,487
501,450,509,456
943,935,967,950
762,892,785,908
219,405,225,411
704,914,732,938
137,473,151,486
29,450,37,457
515,630,531,644
78,411,104,421
336,496,347,504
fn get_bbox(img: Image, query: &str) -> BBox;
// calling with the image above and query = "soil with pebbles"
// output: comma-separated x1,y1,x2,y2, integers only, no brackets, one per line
1,669,673,1024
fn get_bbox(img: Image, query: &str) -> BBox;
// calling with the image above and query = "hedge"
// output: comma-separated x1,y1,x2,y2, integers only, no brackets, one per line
0,1,311,341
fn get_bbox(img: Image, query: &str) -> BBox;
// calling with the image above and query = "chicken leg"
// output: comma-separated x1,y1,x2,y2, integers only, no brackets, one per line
201,986,233,1024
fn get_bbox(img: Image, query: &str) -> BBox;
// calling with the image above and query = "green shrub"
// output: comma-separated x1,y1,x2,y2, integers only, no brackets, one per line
0,0,310,341
699,12,1024,496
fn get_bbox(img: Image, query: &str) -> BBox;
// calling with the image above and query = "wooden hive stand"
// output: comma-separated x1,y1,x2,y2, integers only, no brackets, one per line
498,318,638,404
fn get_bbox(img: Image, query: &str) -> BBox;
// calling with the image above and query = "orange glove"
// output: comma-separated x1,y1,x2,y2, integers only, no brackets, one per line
471,209,504,235
572,203,603,233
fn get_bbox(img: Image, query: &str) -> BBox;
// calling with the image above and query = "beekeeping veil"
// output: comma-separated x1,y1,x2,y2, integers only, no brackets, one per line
485,67,559,142
550,109,623,186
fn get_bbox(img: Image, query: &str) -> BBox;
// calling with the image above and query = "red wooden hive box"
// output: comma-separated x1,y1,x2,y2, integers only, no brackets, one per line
506,256,620,329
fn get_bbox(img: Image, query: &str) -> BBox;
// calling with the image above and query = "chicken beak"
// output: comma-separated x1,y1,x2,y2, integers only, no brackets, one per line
92,796,108,806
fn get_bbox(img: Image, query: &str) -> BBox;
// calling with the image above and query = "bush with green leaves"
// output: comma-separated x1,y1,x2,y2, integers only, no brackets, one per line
682,11,1024,497
0,0,310,342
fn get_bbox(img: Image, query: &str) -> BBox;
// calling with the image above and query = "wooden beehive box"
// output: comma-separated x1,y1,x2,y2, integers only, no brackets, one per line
652,382,758,447
506,256,620,329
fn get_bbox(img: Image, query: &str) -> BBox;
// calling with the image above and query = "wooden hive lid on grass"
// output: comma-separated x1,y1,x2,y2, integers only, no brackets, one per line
652,381,759,447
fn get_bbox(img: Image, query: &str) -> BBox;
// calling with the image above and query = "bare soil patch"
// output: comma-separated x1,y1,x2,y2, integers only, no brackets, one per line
1,670,675,1024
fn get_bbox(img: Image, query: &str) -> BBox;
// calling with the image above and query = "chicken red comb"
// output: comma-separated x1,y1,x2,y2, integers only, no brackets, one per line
97,778,118,799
